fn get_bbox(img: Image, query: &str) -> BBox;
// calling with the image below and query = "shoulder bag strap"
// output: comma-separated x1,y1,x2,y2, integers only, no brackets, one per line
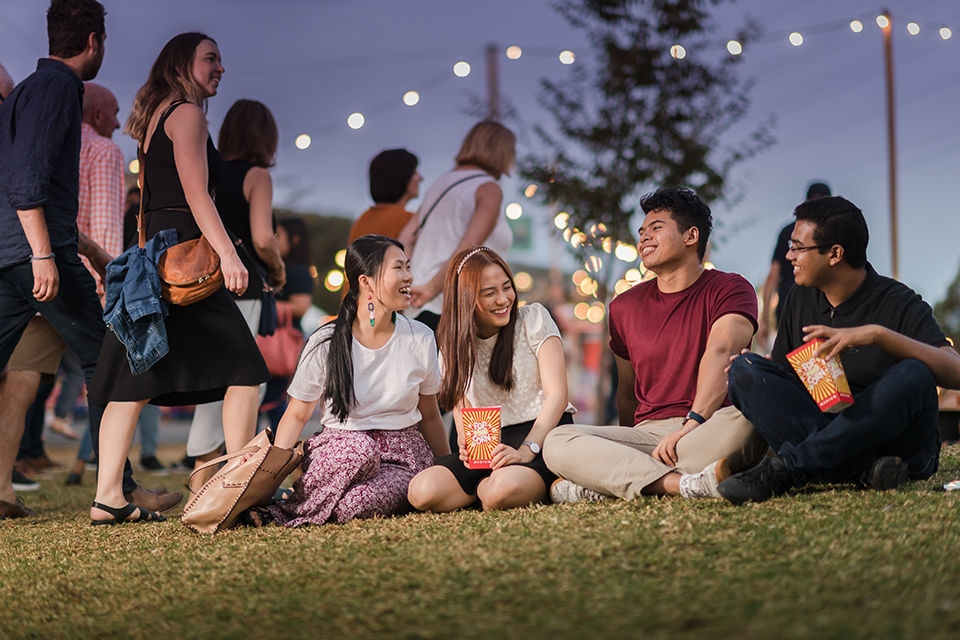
414,172,488,238
137,100,191,249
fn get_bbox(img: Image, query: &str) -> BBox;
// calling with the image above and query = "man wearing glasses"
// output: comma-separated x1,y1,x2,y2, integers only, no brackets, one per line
720,195,960,504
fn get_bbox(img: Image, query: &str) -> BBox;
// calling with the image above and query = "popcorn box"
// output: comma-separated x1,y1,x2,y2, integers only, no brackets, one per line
461,406,501,469
786,339,854,413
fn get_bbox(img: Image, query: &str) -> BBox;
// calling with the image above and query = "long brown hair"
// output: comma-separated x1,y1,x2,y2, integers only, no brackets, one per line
124,32,216,144
218,99,278,167
437,247,518,410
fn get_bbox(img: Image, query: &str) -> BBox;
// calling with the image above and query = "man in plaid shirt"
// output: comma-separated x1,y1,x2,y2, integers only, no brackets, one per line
77,81,124,297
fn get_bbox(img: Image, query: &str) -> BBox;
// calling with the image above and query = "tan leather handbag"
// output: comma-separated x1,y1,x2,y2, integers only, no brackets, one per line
181,428,303,534
137,148,223,306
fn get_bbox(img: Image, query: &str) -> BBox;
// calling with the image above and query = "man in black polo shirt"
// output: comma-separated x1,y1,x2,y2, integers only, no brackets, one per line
719,195,960,504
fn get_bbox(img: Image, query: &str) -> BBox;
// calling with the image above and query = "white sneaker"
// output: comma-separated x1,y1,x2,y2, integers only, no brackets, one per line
679,458,731,498
550,479,609,504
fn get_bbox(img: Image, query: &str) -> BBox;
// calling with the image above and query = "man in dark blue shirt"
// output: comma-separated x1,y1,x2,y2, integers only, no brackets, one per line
0,0,109,521
720,196,960,504
0,1,182,521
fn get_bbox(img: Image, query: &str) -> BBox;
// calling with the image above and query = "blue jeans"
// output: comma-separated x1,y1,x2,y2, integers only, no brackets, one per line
727,353,940,485
54,348,85,419
0,249,136,493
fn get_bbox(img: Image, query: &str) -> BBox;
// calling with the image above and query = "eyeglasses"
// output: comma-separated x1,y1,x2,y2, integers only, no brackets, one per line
786,241,829,253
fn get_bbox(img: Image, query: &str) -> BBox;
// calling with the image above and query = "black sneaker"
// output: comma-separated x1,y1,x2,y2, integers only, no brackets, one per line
65,472,83,486
140,455,166,471
12,469,40,492
718,456,794,505
865,456,908,491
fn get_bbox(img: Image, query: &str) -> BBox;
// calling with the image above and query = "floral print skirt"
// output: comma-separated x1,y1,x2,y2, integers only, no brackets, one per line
268,425,433,527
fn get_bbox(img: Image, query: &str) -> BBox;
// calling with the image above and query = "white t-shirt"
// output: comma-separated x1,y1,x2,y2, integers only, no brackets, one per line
409,168,513,315
287,314,441,431
456,303,576,426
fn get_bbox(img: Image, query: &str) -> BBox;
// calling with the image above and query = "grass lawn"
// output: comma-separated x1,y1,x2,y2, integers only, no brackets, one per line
2,443,959,639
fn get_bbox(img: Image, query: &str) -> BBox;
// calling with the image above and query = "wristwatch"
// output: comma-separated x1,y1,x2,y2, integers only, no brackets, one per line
522,441,541,455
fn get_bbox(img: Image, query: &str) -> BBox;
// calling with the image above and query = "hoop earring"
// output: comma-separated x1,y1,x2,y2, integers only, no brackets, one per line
367,293,375,328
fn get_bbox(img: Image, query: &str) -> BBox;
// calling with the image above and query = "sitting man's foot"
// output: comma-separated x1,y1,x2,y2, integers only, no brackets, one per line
865,456,909,491
65,472,83,486
0,497,35,520
678,458,731,498
140,455,165,471
717,456,794,505
550,478,609,504
124,486,183,513
12,469,39,492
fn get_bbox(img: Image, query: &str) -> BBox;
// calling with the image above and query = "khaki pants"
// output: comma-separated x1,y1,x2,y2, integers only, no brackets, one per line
542,406,767,499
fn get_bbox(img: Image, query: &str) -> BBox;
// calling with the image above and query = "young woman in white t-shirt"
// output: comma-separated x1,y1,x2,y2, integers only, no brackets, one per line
244,235,450,526
407,247,575,512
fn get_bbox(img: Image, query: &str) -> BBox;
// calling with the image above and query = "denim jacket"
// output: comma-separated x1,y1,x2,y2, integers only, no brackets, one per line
103,229,178,374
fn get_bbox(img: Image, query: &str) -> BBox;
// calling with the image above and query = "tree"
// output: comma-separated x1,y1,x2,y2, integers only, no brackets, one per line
521,0,774,295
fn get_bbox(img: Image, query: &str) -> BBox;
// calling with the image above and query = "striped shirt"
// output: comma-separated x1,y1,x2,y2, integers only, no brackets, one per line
77,122,125,293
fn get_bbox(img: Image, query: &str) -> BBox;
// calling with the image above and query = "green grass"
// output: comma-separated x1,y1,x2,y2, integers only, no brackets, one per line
3,444,960,639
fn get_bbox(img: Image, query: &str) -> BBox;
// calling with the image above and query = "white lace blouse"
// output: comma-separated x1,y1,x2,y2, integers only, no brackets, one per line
461,303,576,425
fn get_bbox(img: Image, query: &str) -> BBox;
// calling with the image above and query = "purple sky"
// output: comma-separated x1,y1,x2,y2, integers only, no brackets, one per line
2,0,959,302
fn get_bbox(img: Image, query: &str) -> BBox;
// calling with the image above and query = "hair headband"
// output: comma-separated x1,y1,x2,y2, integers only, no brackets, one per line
456,247,490,275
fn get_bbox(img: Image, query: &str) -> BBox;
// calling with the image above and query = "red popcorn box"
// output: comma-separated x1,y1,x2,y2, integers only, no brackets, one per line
786,339,854,413
461,406,501,469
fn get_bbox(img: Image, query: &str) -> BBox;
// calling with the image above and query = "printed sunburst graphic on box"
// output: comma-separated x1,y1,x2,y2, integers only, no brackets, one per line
786,339,854,413
461,406,501,469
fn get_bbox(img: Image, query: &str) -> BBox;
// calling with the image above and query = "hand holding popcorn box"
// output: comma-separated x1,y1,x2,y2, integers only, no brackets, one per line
461,406,501,469
786,339,854,413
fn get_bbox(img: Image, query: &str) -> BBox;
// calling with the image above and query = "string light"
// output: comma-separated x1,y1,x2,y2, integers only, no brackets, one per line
284,13,958,143
346,113,365,129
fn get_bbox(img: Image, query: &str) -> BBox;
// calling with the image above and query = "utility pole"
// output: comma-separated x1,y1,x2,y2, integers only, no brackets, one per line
881,9,899,280
485,43,501,121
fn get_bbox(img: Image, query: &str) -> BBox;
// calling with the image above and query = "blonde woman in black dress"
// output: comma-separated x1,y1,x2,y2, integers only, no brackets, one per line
88,33,268,525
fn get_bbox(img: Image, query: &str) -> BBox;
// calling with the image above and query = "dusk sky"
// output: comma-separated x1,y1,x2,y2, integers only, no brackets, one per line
2,0,959,303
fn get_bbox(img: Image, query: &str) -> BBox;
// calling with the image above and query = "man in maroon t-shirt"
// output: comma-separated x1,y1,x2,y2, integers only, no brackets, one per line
544,187,767,502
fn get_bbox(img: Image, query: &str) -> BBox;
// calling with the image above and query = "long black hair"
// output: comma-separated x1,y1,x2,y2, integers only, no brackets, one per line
322,234,404,422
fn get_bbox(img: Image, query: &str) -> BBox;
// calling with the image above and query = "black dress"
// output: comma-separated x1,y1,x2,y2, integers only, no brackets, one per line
88,102,269,407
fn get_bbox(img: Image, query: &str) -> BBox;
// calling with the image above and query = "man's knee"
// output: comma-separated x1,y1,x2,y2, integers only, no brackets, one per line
543,426,580,469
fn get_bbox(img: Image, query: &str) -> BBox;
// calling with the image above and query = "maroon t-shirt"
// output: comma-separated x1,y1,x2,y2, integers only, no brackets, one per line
609,269,758,424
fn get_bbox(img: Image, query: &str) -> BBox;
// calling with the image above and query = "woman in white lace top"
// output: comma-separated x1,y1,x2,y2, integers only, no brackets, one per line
407,247,575,511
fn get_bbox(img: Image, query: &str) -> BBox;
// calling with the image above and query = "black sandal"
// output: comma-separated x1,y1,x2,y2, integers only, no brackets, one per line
91,501,166,526
238,505,275,528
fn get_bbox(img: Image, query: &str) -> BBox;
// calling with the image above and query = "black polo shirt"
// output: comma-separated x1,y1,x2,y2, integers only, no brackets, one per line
771,263,948,394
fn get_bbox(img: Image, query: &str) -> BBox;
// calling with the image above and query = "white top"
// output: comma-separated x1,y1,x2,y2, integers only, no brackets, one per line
410,168,513,315
454,303,576,426
288,314,441,431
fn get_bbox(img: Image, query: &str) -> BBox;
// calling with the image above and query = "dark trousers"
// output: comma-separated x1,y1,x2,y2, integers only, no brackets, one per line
0,250,135,492
727,353,940,485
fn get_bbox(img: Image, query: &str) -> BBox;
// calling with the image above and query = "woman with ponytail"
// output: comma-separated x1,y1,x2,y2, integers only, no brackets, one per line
407,247,575,512
249,234,450,527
